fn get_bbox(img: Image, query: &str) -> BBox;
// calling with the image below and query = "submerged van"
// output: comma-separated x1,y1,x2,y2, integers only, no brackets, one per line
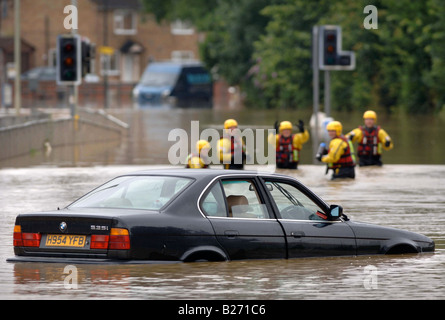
133,61,213,108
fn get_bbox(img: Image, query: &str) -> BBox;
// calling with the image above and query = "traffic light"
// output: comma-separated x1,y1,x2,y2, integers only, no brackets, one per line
318,25,355,71
324,29,337,66
81,40,95,77
57,34,81,85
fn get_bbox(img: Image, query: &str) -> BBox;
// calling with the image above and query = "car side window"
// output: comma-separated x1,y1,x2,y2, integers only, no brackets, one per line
265,180,324,221
221,179,268,219
201,182,227,217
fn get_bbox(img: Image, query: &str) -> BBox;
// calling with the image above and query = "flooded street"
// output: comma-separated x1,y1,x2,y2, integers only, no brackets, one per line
1,107,444,300
2,108,444,168
1,164,444,299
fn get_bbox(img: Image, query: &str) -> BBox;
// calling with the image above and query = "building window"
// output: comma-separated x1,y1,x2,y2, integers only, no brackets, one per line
1,0,10,19
171,19,194,35
171,50,195,62
114,10,137,35
100,52,120,76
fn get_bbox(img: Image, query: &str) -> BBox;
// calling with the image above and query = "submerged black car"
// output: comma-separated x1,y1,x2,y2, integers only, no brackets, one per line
8,169,434,264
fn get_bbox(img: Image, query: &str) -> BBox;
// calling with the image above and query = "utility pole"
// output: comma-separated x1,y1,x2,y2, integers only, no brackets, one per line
312,26,320,163
14,0,21,115
103,0,109,109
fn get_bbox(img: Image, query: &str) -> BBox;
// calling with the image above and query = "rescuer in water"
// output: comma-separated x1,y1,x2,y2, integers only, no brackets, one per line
218,119,247,169
268,120,309,169
316,121,356,180
346,110,393,166
186,140,210,169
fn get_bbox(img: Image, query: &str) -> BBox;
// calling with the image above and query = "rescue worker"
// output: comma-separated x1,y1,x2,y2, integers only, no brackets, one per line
316,121,356,180
218,119,247,169
186,140,210,169
268,120,309,169
346,110,393,166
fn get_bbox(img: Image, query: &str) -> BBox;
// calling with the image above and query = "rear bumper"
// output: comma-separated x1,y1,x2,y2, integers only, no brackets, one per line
14,246,132,260
6,256,182,265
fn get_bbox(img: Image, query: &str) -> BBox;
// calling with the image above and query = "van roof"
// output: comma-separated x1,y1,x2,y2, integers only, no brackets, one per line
146,61,206,74
149,61,203,67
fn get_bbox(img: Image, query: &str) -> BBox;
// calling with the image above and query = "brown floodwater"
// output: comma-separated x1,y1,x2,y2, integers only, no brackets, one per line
1,107,444,168
1,164,444,300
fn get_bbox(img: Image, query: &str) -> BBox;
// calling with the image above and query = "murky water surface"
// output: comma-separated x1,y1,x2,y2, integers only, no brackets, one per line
1,165,444,299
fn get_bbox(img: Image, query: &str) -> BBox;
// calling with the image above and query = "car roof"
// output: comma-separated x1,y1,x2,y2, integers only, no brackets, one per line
122,168,287,180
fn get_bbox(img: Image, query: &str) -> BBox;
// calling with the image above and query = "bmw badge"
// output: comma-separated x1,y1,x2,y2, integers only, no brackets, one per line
59,221,67,232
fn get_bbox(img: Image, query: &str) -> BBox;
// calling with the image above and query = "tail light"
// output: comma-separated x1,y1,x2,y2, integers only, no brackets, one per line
90,235,109,249
109,228,130,250
13,225,23,247
91,228,130,250
13,225,41,247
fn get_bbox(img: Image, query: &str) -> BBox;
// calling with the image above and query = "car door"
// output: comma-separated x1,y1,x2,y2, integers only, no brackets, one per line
200,177,286,260
262,178,357,258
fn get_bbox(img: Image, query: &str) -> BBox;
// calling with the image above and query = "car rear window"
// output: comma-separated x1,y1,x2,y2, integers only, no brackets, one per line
69,176,193,210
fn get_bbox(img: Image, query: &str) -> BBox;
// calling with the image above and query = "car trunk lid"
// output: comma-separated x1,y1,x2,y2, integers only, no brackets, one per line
13,209,130,259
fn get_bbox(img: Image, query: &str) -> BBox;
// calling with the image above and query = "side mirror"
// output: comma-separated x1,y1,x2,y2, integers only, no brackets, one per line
329,205,343,220
315,205,345,221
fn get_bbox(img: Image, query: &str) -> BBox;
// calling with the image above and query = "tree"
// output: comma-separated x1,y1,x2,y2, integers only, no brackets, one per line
254,0,443,113
252,1,332,109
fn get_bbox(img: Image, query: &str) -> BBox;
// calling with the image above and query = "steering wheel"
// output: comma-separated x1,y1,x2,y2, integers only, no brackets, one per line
280,205,299,219
280,205,320,220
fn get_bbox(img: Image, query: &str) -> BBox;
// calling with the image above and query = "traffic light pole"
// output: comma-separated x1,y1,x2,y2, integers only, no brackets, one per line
324,70,331,117
312,24,355,154
71,0,78,119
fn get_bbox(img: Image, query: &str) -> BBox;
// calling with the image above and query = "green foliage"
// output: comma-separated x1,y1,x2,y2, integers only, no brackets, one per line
142,0,445,113
252,1,333,109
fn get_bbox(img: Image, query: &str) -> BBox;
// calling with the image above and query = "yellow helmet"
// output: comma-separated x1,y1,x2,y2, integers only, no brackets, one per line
326,121,343,136
279,121,293,132
363,110,377,121
217,138,232,162
224,119,238,129
196,140,210,153
189,156,205,168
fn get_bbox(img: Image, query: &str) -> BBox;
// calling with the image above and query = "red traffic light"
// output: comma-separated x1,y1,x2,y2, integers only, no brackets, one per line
57,34,81,84
326,34,336,42
318,25,355,70
64,43,74,52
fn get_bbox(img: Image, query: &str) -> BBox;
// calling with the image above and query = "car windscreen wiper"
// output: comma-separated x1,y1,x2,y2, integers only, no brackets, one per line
271,182,303,207
89,184,120,196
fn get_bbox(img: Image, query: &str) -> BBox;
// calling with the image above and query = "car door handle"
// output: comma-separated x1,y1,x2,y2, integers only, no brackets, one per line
224,230,239,239
291,231,305,238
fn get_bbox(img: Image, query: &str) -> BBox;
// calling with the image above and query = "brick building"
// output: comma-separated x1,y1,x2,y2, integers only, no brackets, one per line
0,0,204,108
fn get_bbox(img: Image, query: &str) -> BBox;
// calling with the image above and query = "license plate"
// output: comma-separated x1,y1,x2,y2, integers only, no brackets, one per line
45,234,87,248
